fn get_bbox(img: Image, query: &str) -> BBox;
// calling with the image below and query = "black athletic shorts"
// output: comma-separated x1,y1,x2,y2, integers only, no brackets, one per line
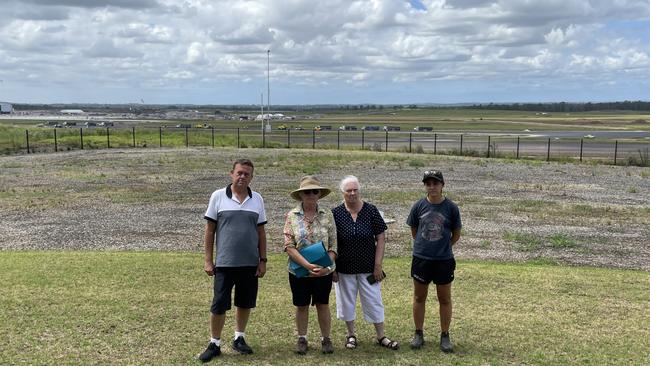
289,272,333,306
211,266,258,315
411,256,456,285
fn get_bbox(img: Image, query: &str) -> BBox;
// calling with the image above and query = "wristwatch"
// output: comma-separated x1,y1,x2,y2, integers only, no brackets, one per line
259,257,268,263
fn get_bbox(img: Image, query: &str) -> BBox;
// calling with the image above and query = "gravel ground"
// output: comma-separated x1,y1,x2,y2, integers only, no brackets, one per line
1,148,648,270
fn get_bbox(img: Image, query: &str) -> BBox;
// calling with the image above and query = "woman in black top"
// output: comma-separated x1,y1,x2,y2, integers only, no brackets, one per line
332,175,399,350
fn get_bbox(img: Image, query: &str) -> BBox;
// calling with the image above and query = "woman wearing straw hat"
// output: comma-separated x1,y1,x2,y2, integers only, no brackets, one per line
283,175,338,355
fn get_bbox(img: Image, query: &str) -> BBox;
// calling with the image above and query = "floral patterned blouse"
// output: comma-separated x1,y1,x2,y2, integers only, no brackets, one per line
283,203,337,274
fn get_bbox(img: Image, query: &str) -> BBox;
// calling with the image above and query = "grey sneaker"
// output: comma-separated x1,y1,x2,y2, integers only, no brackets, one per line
410,330,424,349
296,337,308,355
440,332,453,353
321,337,334,354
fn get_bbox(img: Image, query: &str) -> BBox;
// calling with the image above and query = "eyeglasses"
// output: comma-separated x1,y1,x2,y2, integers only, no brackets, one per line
424,170,440,175
302,189,321,195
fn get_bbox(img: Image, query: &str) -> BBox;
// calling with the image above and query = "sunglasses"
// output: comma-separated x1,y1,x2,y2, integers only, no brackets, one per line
302,189,321,195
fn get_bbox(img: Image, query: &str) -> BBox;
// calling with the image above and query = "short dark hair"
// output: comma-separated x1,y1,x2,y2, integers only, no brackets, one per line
232,158,254,172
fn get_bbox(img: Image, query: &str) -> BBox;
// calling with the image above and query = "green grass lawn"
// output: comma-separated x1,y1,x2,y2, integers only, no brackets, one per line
1,252,648,365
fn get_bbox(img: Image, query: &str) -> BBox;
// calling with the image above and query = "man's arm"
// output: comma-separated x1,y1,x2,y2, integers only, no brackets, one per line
256,224,267,277
203,220,217,276
451,228,461,246
410,227,417,240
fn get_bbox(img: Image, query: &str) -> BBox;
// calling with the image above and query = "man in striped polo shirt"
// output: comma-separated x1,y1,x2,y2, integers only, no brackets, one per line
198,158,268,362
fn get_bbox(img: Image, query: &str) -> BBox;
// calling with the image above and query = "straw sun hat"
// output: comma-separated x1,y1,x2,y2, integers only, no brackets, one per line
290,175,331,201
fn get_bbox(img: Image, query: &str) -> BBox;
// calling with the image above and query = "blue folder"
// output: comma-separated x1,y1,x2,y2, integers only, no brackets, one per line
290,241,333,278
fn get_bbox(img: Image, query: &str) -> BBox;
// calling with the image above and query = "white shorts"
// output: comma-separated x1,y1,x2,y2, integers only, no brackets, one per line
334,273,385,323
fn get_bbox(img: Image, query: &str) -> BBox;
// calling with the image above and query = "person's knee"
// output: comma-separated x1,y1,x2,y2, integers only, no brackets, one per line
413,293,427,304
297,305,309,312
438,295,452,306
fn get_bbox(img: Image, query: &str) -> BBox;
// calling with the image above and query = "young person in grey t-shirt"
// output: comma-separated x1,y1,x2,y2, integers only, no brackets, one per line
406,170,462,353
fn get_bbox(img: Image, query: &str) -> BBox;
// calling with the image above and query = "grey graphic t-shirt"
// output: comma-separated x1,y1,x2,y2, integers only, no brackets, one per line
406,198,462,260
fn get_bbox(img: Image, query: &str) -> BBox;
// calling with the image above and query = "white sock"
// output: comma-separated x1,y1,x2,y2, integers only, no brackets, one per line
210,338,220,346
234,331,245,340
298,335,307,341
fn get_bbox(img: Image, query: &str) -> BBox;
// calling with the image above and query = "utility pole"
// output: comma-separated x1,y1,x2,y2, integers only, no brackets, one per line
260,93,264,131
266,49,271,131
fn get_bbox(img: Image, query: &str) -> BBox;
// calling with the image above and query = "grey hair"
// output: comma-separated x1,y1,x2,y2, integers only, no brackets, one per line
339,175,361,192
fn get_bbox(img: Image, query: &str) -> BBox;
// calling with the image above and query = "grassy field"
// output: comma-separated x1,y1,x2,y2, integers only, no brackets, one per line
1,252,648,365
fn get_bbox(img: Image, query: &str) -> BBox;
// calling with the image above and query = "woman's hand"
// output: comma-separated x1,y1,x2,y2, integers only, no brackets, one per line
309,265,334,277
372,265,384,283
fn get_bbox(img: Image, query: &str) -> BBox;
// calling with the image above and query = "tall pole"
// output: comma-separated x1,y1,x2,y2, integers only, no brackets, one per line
260,93,264,131
267,49,270,119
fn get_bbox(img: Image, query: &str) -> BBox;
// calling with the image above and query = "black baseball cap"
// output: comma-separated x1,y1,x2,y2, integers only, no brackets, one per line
422,170,444,184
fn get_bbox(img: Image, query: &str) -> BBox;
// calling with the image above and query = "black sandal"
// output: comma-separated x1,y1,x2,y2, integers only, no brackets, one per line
345,335,357,349
377,336,399,350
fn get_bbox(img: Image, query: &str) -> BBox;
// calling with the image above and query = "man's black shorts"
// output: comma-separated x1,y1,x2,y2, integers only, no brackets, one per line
289,273,333,306
211,266,258,315
411,256,456,285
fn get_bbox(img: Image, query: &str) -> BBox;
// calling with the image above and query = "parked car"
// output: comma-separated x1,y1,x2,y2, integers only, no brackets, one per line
362,125,380,131
383,125,400,131
176,124,192,128
277,124,288,130
84,122,97,127
339,125,358,131
413,126,433,132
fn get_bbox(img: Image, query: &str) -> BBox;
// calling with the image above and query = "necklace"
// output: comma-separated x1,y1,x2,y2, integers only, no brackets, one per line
303,211,316,223
345,202,362,215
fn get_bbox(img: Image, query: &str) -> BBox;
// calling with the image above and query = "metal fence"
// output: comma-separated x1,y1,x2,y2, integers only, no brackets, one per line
7,126,650,166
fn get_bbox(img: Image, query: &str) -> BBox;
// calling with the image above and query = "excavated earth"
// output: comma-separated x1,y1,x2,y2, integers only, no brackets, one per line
1,148,648,271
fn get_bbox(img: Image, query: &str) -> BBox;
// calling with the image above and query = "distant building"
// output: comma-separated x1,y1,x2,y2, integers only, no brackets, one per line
0,102,13,114
255,113,287,121
60,109,85,114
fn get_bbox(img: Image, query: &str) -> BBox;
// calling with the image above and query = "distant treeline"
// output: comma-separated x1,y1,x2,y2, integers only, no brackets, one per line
12,101,650,113
468,101,650,112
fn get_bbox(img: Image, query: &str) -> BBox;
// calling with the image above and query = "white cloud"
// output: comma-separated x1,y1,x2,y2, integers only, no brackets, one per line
0,0,649,103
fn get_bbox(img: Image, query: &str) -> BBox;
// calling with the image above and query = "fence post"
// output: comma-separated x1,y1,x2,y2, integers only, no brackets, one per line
312,129,316,149
184,127,188,148
614,140,618,165
361,129,365,150
80,128,84,150
409,132,412,153
54,128,58,152
547,138,551,162
25,130,30,153
579,138,583,162
487,136,491,158
132,127,136,147
385,130,388,152
159,127,163,148
434,133,437,154
262,126,266,148
211,126,215,148
107,127,110,148
516,136,520,159
460,134,463,156
237,128,240,148
337,130,340,150
287,128,290,148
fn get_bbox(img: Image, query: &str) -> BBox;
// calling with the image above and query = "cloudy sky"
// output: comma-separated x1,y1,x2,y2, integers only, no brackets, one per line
1,0,650,105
